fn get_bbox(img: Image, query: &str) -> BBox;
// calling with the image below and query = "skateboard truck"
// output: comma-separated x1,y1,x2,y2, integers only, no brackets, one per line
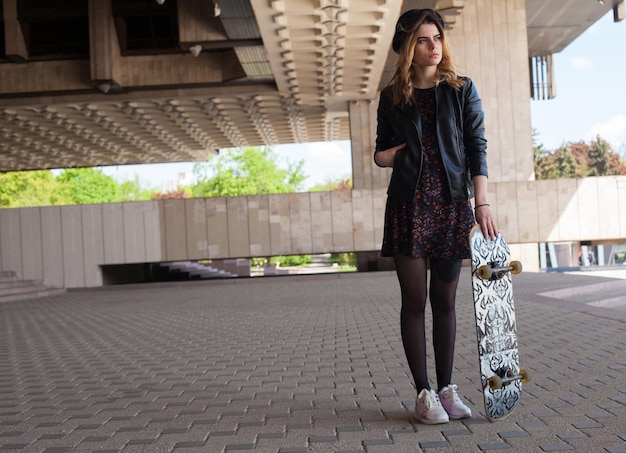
487,369,531,390
477,261,523,280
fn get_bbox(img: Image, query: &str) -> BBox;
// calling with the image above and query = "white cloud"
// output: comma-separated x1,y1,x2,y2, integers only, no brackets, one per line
585,114,626,150
571,57,593,69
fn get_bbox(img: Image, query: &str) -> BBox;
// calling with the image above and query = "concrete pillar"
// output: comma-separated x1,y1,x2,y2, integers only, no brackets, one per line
88,0,122,93
3,0,28,62
349,99,391,191
178,0,228,52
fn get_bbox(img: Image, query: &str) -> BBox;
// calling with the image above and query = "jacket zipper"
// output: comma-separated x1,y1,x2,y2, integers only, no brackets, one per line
399,103,424,198
411,118,424,197
448,89,469,199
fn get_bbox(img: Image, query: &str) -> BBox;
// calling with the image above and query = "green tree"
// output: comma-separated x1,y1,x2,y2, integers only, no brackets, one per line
534,135,626,179
116,175,155,202
0,170,70,208
587,135,626,176
269,255,311,266
532,128,549,163
191,147,306,197
331,252,356,267
55,168,119,204
556,146,582,178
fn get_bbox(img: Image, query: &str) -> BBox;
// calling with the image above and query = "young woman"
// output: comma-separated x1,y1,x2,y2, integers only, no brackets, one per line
374,9,498,424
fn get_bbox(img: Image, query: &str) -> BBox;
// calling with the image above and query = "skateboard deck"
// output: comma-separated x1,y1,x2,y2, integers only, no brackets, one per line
469,224,528,422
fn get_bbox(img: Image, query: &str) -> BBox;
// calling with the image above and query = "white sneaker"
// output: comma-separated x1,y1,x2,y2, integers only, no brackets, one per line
438,384,472,419
415,389,449,424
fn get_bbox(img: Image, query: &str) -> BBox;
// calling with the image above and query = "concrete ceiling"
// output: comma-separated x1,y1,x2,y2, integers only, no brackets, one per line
526,0,620,56
0,0,621,172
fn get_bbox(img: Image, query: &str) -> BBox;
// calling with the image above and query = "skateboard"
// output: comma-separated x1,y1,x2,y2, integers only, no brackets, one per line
469,224,530,422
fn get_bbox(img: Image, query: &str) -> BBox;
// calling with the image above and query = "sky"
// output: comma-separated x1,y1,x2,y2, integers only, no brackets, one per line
530,11,626,153
101,10,626,191
101,140,352,192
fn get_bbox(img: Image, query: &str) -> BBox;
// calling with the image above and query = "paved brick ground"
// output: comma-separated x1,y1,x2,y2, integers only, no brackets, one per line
1,269,625,452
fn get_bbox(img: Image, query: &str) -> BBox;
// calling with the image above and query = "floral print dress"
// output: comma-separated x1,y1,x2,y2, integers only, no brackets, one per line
381,87,475,260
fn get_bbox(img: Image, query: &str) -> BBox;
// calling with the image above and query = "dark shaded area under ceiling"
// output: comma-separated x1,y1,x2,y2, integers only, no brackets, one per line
9,0,192,61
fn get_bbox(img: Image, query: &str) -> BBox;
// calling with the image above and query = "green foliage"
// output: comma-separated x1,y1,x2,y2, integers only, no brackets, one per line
251,257,268,268
117,175,156,202
0,167,154,208
534,135,626,179
0,170,72,208
587,136,612,176
55,168,119,204
191,147,306,197
330,252,356,267
532,129,549,164
0,147,306,208
269,255,311,267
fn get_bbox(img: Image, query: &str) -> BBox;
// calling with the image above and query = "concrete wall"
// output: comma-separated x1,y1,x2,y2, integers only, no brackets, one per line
2,0,624,289
451,0,536,184
350,0,535,195
1,177,625,288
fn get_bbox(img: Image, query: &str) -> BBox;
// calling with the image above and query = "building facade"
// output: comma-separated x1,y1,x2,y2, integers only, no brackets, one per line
1,0,625,288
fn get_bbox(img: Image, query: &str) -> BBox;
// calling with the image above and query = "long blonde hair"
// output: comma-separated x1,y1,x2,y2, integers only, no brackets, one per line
389,9,463,106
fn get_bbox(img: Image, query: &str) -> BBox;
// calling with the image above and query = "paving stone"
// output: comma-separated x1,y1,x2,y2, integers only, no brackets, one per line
557,432,587,440
362,438,393,446
499,431,530,439
540,444,575,451
442,428,471,437
419,440,450,448
174,441,204,448
479,442,511,450
224,443,256,451
573,421,604,429
1,271,626,452
126,438,157,445
256,432,285,439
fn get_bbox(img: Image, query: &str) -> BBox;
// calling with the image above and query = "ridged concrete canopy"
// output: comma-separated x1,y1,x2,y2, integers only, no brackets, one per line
0,0,618,172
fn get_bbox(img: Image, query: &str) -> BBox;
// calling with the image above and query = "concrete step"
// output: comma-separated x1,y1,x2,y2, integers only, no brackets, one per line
309,253,332,266
0,271,18,283
160,261,238,279
0,288,66,304
0,280,47,293
0,271,66,303
0,284,66,303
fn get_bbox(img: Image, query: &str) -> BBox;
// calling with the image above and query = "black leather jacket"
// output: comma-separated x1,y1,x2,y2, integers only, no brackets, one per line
375,77,488,202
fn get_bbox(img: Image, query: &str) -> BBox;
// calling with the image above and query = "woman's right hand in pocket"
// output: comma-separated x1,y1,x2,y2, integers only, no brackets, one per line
374,143,406,168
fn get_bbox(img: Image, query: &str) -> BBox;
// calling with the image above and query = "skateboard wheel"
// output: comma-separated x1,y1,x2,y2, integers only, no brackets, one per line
519,369,531,383
510,260,523,275
478,265,493,280
488,375,503,390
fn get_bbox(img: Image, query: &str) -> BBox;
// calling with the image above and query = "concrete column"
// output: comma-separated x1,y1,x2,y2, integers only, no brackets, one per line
3,0,28,62
88,0,122,93
349,99,393,270
349,99,391,191
178,0,228,53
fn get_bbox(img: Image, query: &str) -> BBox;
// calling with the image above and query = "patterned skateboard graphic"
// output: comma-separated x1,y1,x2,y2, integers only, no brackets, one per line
469,225,522,421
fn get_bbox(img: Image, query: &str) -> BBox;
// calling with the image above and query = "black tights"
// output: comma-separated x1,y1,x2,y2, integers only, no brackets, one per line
394,255,462,393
